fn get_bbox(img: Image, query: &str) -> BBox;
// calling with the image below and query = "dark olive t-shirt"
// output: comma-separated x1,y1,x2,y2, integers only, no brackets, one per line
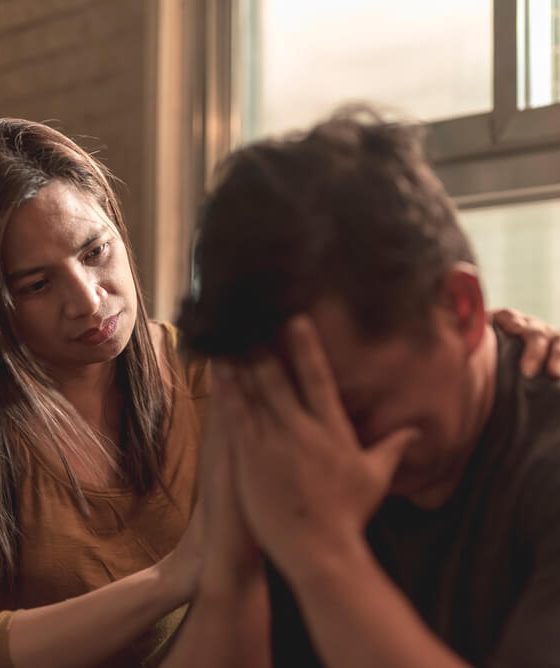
268,326,560,667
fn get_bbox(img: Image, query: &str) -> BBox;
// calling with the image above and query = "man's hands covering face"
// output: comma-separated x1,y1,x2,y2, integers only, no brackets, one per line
197,393,263,592
212,316,418,584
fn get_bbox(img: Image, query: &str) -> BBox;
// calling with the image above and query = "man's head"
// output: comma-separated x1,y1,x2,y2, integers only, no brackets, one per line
181,108,493,503
181,107,477,357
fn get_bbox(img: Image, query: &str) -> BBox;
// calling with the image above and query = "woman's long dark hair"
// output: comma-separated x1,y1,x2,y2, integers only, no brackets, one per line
0,118,169,580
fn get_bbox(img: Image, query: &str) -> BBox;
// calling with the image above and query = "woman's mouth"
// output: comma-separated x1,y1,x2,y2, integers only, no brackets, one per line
76,314,120,346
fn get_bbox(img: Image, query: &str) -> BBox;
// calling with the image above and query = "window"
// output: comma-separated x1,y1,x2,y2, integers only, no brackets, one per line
238,0,492,140
518,0,560,109
461,199,560,322
190,0,560,323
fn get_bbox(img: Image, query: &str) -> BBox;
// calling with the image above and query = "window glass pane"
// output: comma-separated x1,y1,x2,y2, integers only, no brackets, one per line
461,199,560,325
238,0,493,141
517,0,560,108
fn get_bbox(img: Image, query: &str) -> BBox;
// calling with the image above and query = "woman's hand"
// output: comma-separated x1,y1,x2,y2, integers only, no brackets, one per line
490,308,560,378
155,500,204,608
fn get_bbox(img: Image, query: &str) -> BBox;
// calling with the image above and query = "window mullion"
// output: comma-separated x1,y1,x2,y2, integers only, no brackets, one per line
204,0,236,186
493,0,518,138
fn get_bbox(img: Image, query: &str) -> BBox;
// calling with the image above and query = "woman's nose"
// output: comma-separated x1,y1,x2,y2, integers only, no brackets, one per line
63,271,107,320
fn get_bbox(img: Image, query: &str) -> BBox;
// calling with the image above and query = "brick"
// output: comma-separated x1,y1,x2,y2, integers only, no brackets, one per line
0,0,143,71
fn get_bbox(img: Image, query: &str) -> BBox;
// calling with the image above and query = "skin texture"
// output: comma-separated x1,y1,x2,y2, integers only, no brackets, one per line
308,289,496,507
2,180,137,382
212,287,495,573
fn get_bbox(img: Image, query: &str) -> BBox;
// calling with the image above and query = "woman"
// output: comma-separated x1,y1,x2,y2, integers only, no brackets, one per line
0,117,555,668
0,118,206,667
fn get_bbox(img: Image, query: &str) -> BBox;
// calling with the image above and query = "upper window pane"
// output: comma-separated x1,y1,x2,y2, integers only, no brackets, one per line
517,0,560,109
238,0,493,141
461,199,560,325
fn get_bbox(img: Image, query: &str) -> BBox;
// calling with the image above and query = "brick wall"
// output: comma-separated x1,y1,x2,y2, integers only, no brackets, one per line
0,0,160,309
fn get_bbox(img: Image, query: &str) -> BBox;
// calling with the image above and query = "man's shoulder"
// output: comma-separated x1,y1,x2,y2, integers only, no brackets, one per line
491,328,560,529
494,325,560,438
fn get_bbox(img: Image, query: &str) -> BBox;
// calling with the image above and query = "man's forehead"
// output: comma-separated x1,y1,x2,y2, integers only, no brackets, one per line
309,299,408,402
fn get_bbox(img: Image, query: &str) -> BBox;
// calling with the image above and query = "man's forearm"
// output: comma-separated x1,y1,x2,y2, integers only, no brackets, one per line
161,571,272,668
288,538,470,668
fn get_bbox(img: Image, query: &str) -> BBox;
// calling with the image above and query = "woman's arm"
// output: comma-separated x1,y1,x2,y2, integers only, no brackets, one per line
5,324,205,667
8,506,201,668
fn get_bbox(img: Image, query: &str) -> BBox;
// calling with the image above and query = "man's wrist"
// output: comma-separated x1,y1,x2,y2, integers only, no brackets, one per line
281,531,374,594
199,555,265,599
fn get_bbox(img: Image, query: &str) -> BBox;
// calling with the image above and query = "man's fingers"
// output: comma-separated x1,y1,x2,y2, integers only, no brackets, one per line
199,386,227,497
363,427,419,493
250,353,302,425
212,362,257,448
284,315,347,422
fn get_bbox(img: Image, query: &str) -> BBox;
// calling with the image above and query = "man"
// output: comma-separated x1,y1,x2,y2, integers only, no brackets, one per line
174,109,560,667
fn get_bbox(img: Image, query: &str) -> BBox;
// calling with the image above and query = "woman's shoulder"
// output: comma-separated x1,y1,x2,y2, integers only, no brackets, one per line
148,319,177,354
148,320,210,399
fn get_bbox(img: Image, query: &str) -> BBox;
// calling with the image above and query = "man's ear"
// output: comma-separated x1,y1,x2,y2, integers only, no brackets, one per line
439,263,486,355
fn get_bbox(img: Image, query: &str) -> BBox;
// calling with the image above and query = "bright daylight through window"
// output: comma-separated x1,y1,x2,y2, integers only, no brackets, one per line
191,0,560,324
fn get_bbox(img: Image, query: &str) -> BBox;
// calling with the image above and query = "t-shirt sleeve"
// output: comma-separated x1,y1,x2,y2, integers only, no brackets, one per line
0,611,15,668
489,452,560,667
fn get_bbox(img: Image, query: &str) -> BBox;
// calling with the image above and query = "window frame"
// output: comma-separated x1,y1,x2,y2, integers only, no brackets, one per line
188,0,560,210
430,0,560,208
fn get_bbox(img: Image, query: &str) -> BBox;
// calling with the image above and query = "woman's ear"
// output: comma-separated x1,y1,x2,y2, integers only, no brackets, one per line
440,263,486,355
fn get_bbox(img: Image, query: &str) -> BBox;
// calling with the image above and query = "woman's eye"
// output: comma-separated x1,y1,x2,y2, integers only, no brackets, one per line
84,241,110,263
21,279,48,295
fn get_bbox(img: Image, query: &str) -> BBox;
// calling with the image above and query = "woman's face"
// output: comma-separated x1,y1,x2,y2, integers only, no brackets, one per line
1,181,138,375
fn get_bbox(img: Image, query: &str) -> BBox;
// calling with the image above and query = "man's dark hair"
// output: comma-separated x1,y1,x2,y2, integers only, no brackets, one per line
179,107,476,358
